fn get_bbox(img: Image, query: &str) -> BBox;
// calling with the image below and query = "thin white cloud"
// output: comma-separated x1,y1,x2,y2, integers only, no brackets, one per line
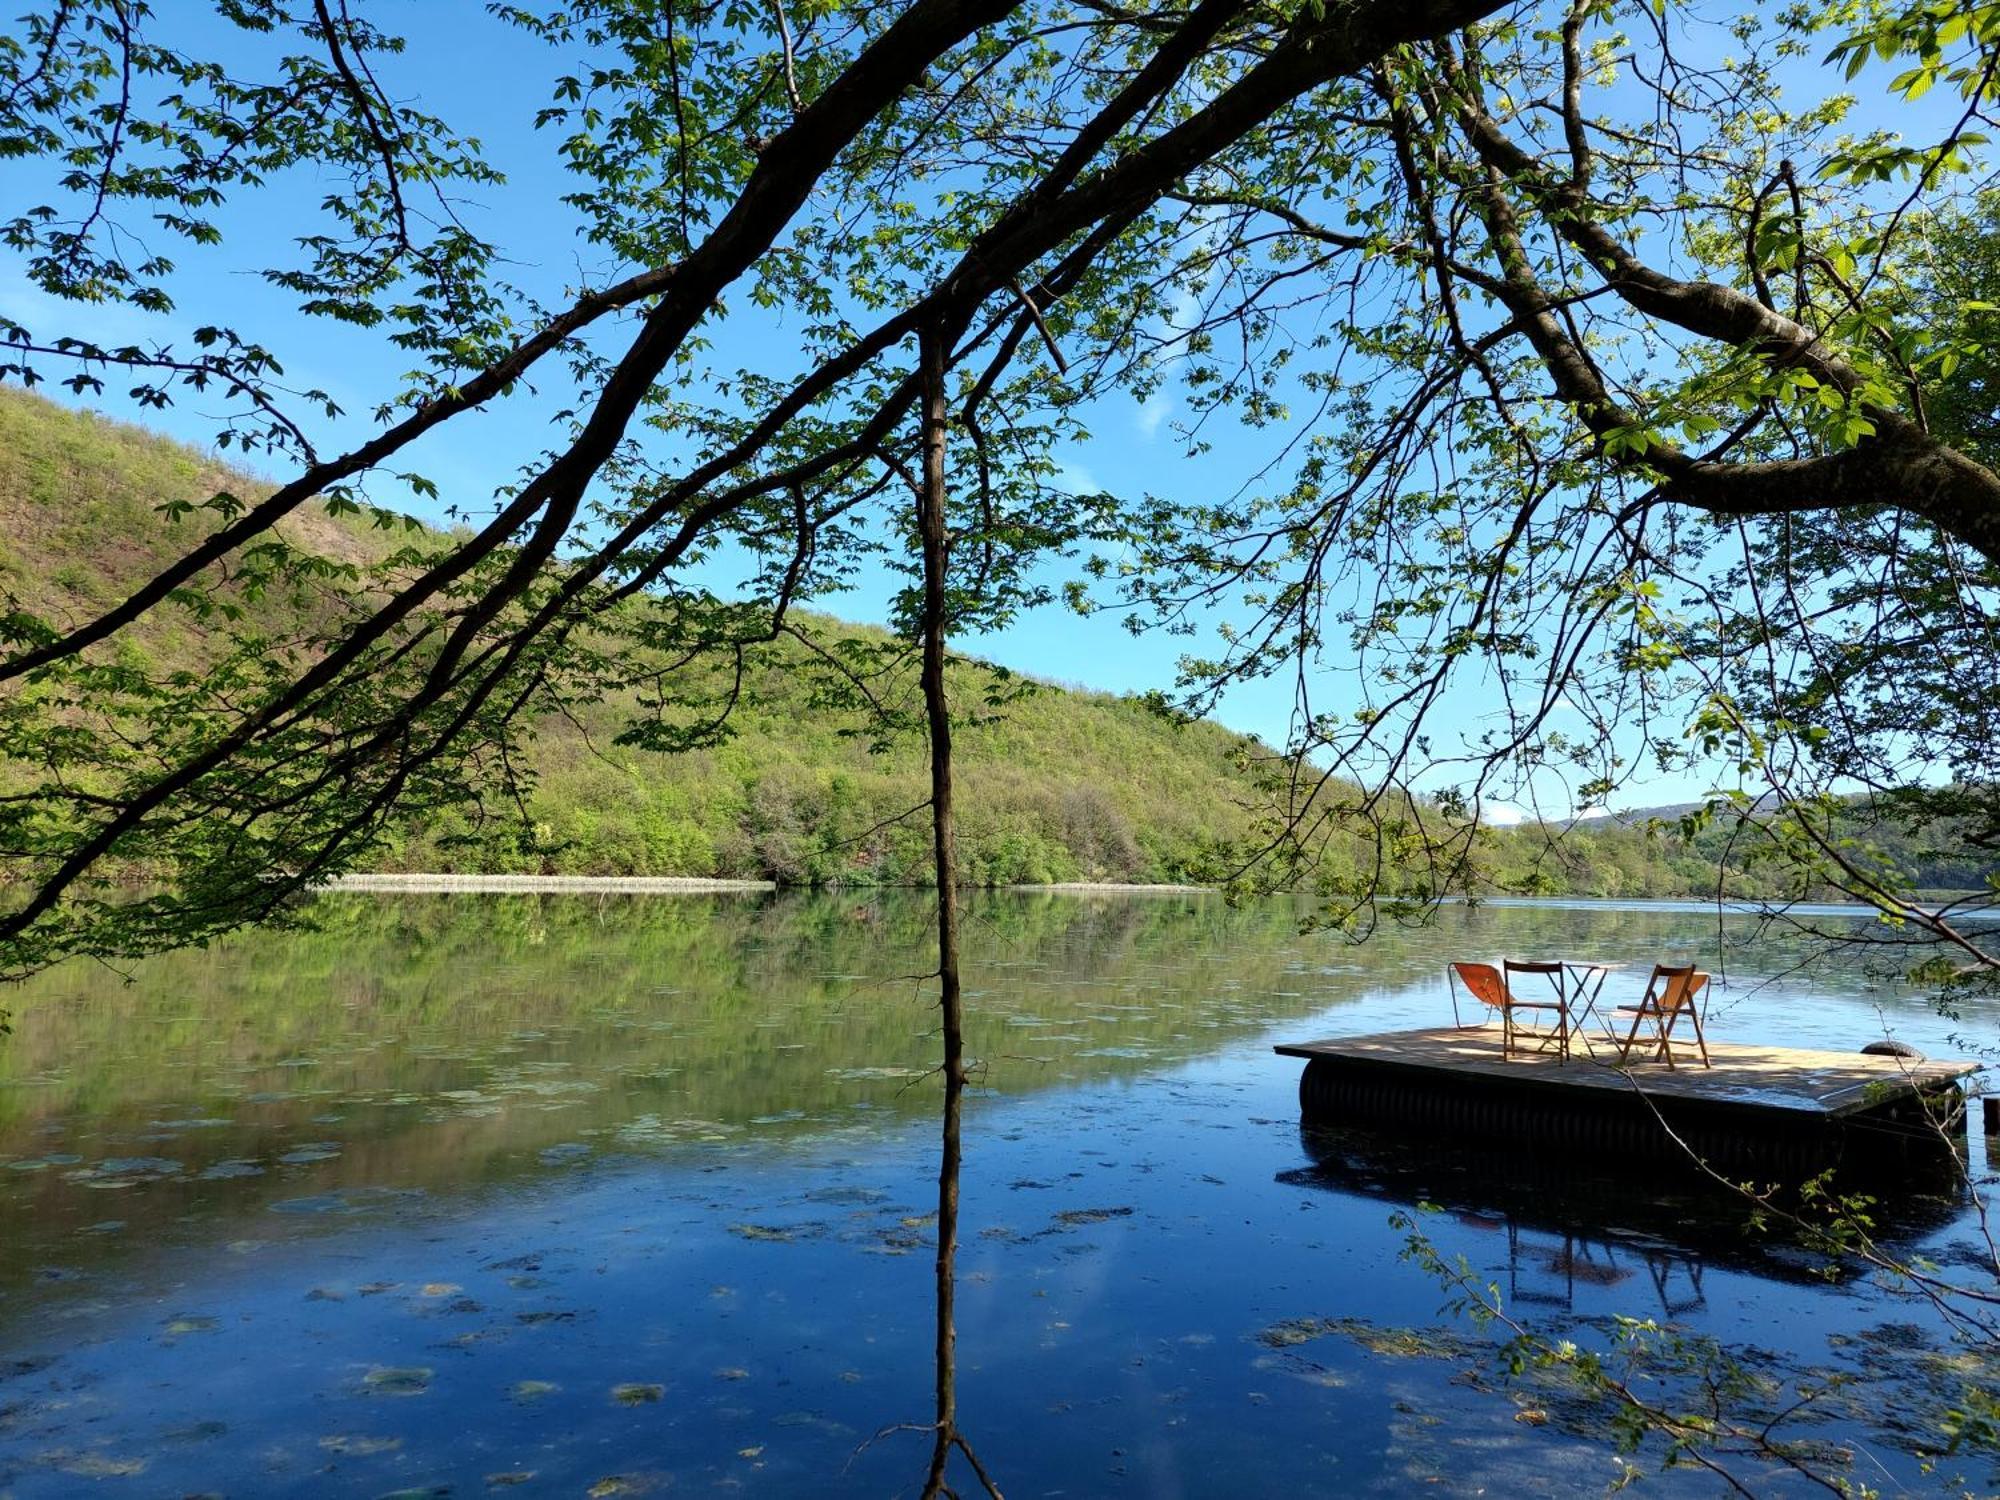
1054,461,1101,496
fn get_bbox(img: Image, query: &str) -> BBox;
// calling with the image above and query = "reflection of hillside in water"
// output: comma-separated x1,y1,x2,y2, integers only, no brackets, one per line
0,891,1384,1302
2,891,1351,1124
1,896,1932,1130
0,893,1946,1319
1281,1120,1967,1315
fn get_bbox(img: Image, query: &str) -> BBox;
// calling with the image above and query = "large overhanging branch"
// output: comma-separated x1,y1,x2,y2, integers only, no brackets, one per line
1433,38,2000,567
268,0,1522,824
0,0,1025,682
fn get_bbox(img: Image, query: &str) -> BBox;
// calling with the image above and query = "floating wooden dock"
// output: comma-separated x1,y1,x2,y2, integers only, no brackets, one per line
1276,1026,1978,1178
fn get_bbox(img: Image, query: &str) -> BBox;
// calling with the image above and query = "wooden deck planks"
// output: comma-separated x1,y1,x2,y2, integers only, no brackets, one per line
1274,1026,1976,1118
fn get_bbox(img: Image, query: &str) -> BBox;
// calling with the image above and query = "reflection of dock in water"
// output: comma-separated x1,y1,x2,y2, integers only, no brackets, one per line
1280,1118,1965,1313
1275,1026,1976,1177
1498,1224,1705,1317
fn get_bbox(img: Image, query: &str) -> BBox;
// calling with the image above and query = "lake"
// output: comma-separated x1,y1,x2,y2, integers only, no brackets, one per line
0,891,1992,1496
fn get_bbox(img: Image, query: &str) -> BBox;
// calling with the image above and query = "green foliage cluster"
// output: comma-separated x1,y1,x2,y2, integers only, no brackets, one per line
383,660,1253,887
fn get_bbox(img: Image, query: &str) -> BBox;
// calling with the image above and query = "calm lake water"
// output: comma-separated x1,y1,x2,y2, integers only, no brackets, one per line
0,891,1993,1496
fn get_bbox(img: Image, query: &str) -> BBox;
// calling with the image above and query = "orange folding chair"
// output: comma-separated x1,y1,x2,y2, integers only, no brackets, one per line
1448,960,1572,1061
1612,963,1712,1069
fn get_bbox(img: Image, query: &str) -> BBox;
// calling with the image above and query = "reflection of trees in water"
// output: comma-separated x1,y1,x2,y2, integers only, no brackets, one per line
0,889,1364,1318
912,1049,1005,1500
0,890,1317,1125
0,897,1923,1130
0,889,1958,1483
0,892,1945,1306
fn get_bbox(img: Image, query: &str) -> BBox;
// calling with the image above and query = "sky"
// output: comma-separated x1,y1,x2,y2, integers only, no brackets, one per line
0,0,1959,826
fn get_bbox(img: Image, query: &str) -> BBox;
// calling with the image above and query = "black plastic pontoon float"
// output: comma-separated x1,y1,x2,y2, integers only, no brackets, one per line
1277,1026,1978,1177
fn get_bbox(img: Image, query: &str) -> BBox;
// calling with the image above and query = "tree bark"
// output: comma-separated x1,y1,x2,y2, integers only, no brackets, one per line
916,322,975,1499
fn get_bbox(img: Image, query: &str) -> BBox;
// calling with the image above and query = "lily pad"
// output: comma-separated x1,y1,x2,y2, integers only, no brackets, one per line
8,1154,82,1172
270,1187,416,1216
159,1420,228,1444
70,1156,182,1187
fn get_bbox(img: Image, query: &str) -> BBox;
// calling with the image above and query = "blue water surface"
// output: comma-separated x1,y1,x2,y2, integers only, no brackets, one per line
0,892,1991,1497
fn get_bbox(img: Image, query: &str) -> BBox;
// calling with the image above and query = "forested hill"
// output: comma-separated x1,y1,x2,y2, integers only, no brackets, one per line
0,388,1264,886
4,388,1994,898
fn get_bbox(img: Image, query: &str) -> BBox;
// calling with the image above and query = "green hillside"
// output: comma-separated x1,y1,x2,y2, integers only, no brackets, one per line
0,388,1264,886
4,387,1993,901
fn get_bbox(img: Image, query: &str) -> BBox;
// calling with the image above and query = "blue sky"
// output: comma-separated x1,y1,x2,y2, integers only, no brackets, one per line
0,1,1958,824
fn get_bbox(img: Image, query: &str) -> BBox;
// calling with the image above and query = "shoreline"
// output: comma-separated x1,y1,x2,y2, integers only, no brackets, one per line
1000,881,1211,894
306,878,1976,918
314,874,1214,896
318,874,779,894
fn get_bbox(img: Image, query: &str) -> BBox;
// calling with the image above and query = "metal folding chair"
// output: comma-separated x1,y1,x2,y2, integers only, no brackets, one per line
1448,960,1570,1061
1612,963,1712,1069
1502,959,1572,1062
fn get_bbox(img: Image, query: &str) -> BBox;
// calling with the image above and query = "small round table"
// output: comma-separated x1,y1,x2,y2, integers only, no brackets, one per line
1558,960,1628,1058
